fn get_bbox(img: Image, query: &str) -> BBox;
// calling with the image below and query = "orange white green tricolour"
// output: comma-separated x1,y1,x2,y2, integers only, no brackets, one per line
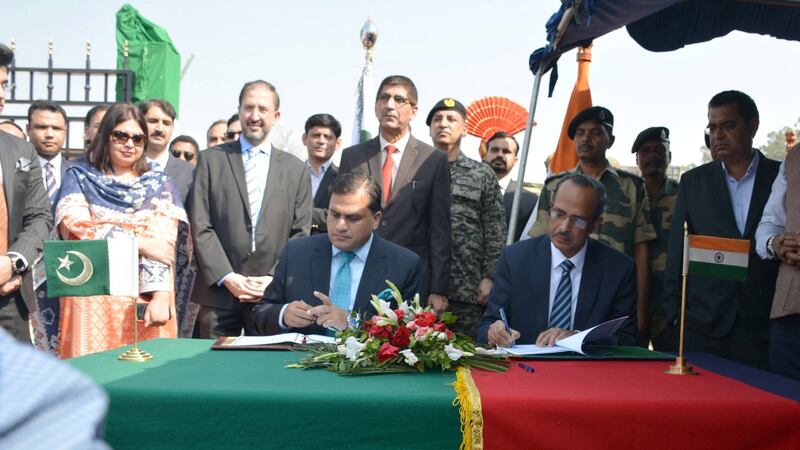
686,235,749,282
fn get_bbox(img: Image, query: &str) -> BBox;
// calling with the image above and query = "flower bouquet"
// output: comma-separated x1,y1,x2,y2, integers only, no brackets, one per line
287,281,508,375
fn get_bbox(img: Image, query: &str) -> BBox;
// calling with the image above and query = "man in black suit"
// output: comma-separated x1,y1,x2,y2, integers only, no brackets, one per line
477,173,637,347
25,100,76,206
191,80,312,338
139,99,194,206
0,45,54,341
664,90,780,369
338,75,451,315
483,132,537,242
303,114,341,235
254,174,422,335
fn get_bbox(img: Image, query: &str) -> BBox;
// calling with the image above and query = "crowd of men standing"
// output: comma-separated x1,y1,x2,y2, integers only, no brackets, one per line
0,40,797,380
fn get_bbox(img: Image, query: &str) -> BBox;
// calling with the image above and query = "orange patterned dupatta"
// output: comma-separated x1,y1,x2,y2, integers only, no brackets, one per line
54,164,195,358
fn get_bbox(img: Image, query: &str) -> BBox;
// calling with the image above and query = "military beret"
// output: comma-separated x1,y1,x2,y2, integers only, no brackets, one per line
567,106,614,140
426,98,466,126
631,126,670,153
0,44,13,67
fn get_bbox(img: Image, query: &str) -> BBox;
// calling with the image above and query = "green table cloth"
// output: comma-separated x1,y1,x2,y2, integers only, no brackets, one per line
68,338,462,450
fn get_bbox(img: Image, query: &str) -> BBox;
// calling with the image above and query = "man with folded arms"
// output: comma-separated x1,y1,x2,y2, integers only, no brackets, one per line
477,173,638,347
253,174,422,335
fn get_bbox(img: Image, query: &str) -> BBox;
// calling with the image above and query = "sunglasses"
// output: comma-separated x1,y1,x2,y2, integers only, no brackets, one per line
225,131,241,140
110,130,146,147
170,149,195,161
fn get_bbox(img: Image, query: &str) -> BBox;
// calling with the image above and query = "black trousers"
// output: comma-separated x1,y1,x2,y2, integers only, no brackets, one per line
195,304,258,339
769,314,800,380
0,293,30,342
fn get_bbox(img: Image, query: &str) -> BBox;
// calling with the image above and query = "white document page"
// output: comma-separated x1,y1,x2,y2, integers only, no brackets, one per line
229,333,335,346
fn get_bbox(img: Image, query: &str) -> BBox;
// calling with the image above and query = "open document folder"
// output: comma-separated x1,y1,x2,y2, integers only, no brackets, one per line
502,316,628,356
211,333,336,350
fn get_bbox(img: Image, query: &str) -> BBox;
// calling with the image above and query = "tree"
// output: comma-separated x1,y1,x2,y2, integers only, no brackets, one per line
759,118,799,162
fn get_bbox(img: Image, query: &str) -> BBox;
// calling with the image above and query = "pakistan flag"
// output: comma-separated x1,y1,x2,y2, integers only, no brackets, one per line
44,239,139,298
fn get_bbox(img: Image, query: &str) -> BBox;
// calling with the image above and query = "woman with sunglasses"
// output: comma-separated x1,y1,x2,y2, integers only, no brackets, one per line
54,103,193,358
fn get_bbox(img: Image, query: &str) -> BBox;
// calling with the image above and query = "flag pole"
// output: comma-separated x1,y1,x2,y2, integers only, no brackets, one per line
666,222,697,375
119,235,153,362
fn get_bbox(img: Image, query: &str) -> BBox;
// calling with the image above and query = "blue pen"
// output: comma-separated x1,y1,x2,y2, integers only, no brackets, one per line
498,307,515,347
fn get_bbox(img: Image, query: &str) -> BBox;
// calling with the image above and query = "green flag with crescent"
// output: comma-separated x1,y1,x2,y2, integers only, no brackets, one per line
43,239,139,298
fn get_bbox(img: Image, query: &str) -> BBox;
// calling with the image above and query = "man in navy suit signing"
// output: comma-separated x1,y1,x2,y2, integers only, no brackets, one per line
478,173,638,347
253,173,423,335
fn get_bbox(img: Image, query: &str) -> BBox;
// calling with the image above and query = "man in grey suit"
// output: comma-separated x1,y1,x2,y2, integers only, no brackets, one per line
303,113,341,235
191,80,312,338
139,99,194,206
338,75,451,315
0,44,54,341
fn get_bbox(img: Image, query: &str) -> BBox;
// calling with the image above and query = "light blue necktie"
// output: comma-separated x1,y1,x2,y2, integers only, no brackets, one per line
44,163,57,205
330,252,355,312
148,160,160,171
549,259,574,329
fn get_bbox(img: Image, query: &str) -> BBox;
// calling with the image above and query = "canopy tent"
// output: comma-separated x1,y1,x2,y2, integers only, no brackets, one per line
506,0,800,243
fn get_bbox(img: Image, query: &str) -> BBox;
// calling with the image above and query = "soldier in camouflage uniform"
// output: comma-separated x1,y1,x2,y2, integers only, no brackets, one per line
529,106,656,342
428,98,506,338
633,126,679,350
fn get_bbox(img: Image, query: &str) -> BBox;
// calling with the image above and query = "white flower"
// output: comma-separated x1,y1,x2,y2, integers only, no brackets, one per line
444,344,472,361
398,302,414,320
432,331,448,341
338,336,366,361
400,349,419,366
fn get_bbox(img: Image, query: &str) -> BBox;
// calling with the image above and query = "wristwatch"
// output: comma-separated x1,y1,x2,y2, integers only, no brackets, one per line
8,254,26,274
766,234,777,260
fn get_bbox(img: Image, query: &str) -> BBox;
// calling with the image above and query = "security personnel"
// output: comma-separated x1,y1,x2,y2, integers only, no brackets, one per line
529,106,656,342
428,98,506,338
633,126,679,350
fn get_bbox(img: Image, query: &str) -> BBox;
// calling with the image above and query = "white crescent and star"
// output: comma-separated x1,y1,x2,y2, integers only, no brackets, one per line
56,251,94,286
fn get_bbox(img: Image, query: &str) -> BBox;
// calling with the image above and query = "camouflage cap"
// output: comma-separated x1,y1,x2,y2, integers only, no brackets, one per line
0,44,13,67
631,126,670,153
426,98,466,126
568,106,614,140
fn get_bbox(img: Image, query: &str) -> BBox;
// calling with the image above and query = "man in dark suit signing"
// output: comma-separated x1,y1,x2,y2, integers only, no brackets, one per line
338,75,451,315
254,174,422,335
191,80,312,338
664,90,781,369
0,44,54,342
303,114,341,235
477,173,638,347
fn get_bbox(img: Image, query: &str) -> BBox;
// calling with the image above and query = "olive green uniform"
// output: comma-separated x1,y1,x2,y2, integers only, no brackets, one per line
647,177,679,348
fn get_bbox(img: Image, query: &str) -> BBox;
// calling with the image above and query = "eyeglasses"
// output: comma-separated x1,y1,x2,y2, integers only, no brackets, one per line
110,130,146,147
705,120,740,136
549,208,589,230
170,149,195,161
377,93,415,106
225,131,241,140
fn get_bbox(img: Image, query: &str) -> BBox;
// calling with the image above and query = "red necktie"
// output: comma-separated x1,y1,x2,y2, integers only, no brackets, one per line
0,183,8,254
382,145,397,203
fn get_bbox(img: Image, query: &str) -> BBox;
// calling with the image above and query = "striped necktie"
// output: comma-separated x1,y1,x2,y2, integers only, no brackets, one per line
549,259,575,330
44,162,57,205
330,251,355,312
0,183,8,254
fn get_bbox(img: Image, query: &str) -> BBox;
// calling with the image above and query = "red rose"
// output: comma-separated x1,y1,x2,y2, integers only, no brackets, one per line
368,324,393,339
433,322,454,339
394,308,405,321
390,325,411,348
414,311,437,328
377,342,400,362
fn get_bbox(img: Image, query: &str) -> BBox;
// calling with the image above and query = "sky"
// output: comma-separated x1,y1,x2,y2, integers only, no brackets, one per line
3,0,799,183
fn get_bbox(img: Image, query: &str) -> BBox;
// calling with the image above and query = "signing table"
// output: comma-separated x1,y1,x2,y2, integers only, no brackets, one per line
69,339,800,450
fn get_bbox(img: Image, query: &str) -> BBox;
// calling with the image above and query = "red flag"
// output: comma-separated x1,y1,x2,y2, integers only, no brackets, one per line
550,45,593,175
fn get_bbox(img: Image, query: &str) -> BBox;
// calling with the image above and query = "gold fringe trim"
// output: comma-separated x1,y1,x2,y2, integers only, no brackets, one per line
453,367,483,450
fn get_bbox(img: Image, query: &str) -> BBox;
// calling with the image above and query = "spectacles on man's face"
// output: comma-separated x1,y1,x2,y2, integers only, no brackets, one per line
225,131,241,140
170,149,195,161
110,130,146,148
377,93,414,106
704,120,741,136
549,207,590,230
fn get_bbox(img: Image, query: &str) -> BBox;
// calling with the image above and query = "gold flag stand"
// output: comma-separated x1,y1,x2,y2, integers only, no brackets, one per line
118,297,153,362
666,223,698,375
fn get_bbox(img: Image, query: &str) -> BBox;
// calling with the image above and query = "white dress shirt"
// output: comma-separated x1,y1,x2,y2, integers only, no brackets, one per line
548,241,588,329
498,175,512,195
756,161,786,259
146,149,170,171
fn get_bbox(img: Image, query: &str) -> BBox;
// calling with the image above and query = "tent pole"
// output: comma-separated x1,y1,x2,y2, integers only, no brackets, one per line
506,65,544,245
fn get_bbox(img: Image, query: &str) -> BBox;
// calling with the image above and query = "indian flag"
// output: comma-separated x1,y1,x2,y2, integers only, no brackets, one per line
43,238,139,297
685,235,750,282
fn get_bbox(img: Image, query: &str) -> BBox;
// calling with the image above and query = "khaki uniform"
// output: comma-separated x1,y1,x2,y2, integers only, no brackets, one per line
448,152,506,337
529,162,657,257
647,178,679,342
